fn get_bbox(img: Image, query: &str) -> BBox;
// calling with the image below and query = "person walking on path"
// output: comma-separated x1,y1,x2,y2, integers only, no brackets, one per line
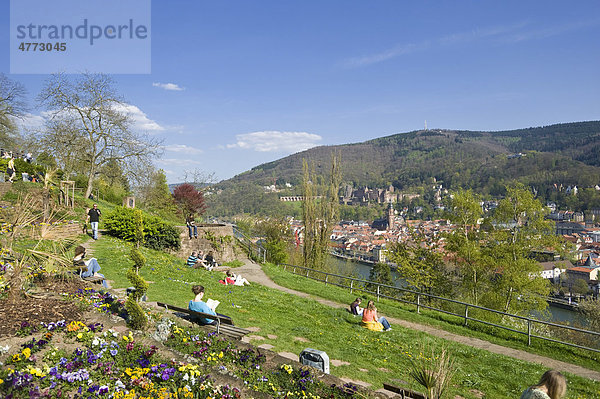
6,156,15,182
87,203,102,240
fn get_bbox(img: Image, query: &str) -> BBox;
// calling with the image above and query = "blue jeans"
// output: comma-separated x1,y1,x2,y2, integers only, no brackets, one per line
90,221,99,239
81,258,108,288
379,317,391,330
187,225,197,238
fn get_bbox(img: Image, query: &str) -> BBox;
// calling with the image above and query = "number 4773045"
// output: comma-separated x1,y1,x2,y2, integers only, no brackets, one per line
18,42,67,51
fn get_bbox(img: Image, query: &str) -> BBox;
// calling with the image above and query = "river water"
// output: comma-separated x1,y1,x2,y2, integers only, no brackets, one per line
327,256,585,325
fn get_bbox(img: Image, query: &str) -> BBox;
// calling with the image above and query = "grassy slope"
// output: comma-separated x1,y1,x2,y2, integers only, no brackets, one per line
92,236,598,399
261,264,600,372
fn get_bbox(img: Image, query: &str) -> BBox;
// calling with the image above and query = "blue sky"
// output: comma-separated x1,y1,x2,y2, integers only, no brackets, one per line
1,1,599,183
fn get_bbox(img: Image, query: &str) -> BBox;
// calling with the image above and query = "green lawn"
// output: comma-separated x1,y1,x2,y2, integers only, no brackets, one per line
91,236,599,399
260,263,600,373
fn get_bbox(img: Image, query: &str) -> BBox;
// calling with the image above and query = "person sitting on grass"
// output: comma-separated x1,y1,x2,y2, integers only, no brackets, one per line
204,251,217,269
361,300,392,331
350,297,364,316
219,270,251,286
520,370,566,399
219,270,235,285
72,245,108,288
188,285,232,325
186,251,199,268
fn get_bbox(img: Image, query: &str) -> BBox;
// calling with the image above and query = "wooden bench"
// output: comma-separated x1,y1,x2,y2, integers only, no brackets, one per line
157,302,250,340
383,383,426,399
73,265,106,285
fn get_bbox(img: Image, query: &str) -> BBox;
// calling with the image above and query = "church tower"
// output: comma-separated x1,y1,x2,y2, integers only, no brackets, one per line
387,202,395,230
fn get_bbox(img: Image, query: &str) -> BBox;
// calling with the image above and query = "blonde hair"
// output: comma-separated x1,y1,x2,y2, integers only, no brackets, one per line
535,370,566,399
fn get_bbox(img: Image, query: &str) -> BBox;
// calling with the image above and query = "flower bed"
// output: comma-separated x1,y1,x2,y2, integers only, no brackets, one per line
0,287,366,399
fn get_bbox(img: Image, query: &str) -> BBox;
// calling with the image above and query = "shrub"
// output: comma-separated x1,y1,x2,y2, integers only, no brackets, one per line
104,207,180,251
125,247,149,330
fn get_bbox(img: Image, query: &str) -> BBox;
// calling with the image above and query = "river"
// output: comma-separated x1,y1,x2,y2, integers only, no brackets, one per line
327,255,585,325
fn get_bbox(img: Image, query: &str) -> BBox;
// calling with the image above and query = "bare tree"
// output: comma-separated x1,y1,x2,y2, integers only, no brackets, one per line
38,73,162,198
0,73,28,147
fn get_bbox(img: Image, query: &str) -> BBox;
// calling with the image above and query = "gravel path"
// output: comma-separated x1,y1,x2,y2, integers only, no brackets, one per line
223,258,600,382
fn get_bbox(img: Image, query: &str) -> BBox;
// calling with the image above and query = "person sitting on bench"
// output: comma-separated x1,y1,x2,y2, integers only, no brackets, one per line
350,297,364,316
188,285,232,325
73,245,108,288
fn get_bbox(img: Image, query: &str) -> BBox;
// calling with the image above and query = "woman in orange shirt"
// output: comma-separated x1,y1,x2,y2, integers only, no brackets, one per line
361,300,392,331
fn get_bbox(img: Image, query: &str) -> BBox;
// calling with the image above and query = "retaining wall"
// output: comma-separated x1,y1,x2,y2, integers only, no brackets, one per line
174,224,238,263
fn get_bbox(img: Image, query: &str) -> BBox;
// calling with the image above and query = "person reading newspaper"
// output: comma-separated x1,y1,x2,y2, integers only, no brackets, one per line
188,285,231,325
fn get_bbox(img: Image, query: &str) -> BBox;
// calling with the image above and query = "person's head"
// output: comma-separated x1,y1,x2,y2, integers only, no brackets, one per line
93,204,98,209
536,370,566,399
226,270,233,277
366,300,376,310
192,285,205,297
355,298,362,304
74,245,86,257
208,251,213,256
191,251,197,256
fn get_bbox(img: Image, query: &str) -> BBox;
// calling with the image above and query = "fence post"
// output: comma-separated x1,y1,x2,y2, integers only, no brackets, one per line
325,275,328,286
417,294,421,314
527,319,532,346
350,280,353,294
464,304,469,326
377,285,380,301
306,269,310,277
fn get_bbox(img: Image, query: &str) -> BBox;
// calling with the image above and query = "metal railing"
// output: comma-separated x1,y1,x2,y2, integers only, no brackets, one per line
231,225,267,263
279,263,600,354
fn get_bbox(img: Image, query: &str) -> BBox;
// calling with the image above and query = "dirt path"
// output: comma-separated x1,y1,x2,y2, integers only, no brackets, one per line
224,259,600,382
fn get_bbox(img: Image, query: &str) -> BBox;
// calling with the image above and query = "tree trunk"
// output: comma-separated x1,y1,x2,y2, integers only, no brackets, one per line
85,168,95,199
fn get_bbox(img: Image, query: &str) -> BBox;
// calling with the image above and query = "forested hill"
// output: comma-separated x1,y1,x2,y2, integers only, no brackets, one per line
218,121,600,195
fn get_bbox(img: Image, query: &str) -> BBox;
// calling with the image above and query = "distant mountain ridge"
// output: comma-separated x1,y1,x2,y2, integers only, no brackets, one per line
218,121,600,194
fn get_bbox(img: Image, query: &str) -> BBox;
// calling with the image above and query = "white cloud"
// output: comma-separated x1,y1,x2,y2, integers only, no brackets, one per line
112,103,165,133
13,104,166,135
227,131,322,152
152,82,185,91
10,112,46,132
163,144,203,155
343,20,595,68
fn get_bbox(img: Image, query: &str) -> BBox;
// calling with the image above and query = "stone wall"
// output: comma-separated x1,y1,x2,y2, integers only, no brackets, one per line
174,224,238,263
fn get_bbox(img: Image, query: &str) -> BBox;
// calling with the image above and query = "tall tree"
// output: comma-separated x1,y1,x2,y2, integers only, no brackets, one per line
173,183,207,218
301,153,342,269
0,73,27,147
484,183,555,314
445,190,487,305
38,73,161,198
387,231,449,296
143,169,177,216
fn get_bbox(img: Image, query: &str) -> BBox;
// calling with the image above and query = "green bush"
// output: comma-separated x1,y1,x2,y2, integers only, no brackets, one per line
0,158,60,182
104,207,180,251
125,246,149,330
